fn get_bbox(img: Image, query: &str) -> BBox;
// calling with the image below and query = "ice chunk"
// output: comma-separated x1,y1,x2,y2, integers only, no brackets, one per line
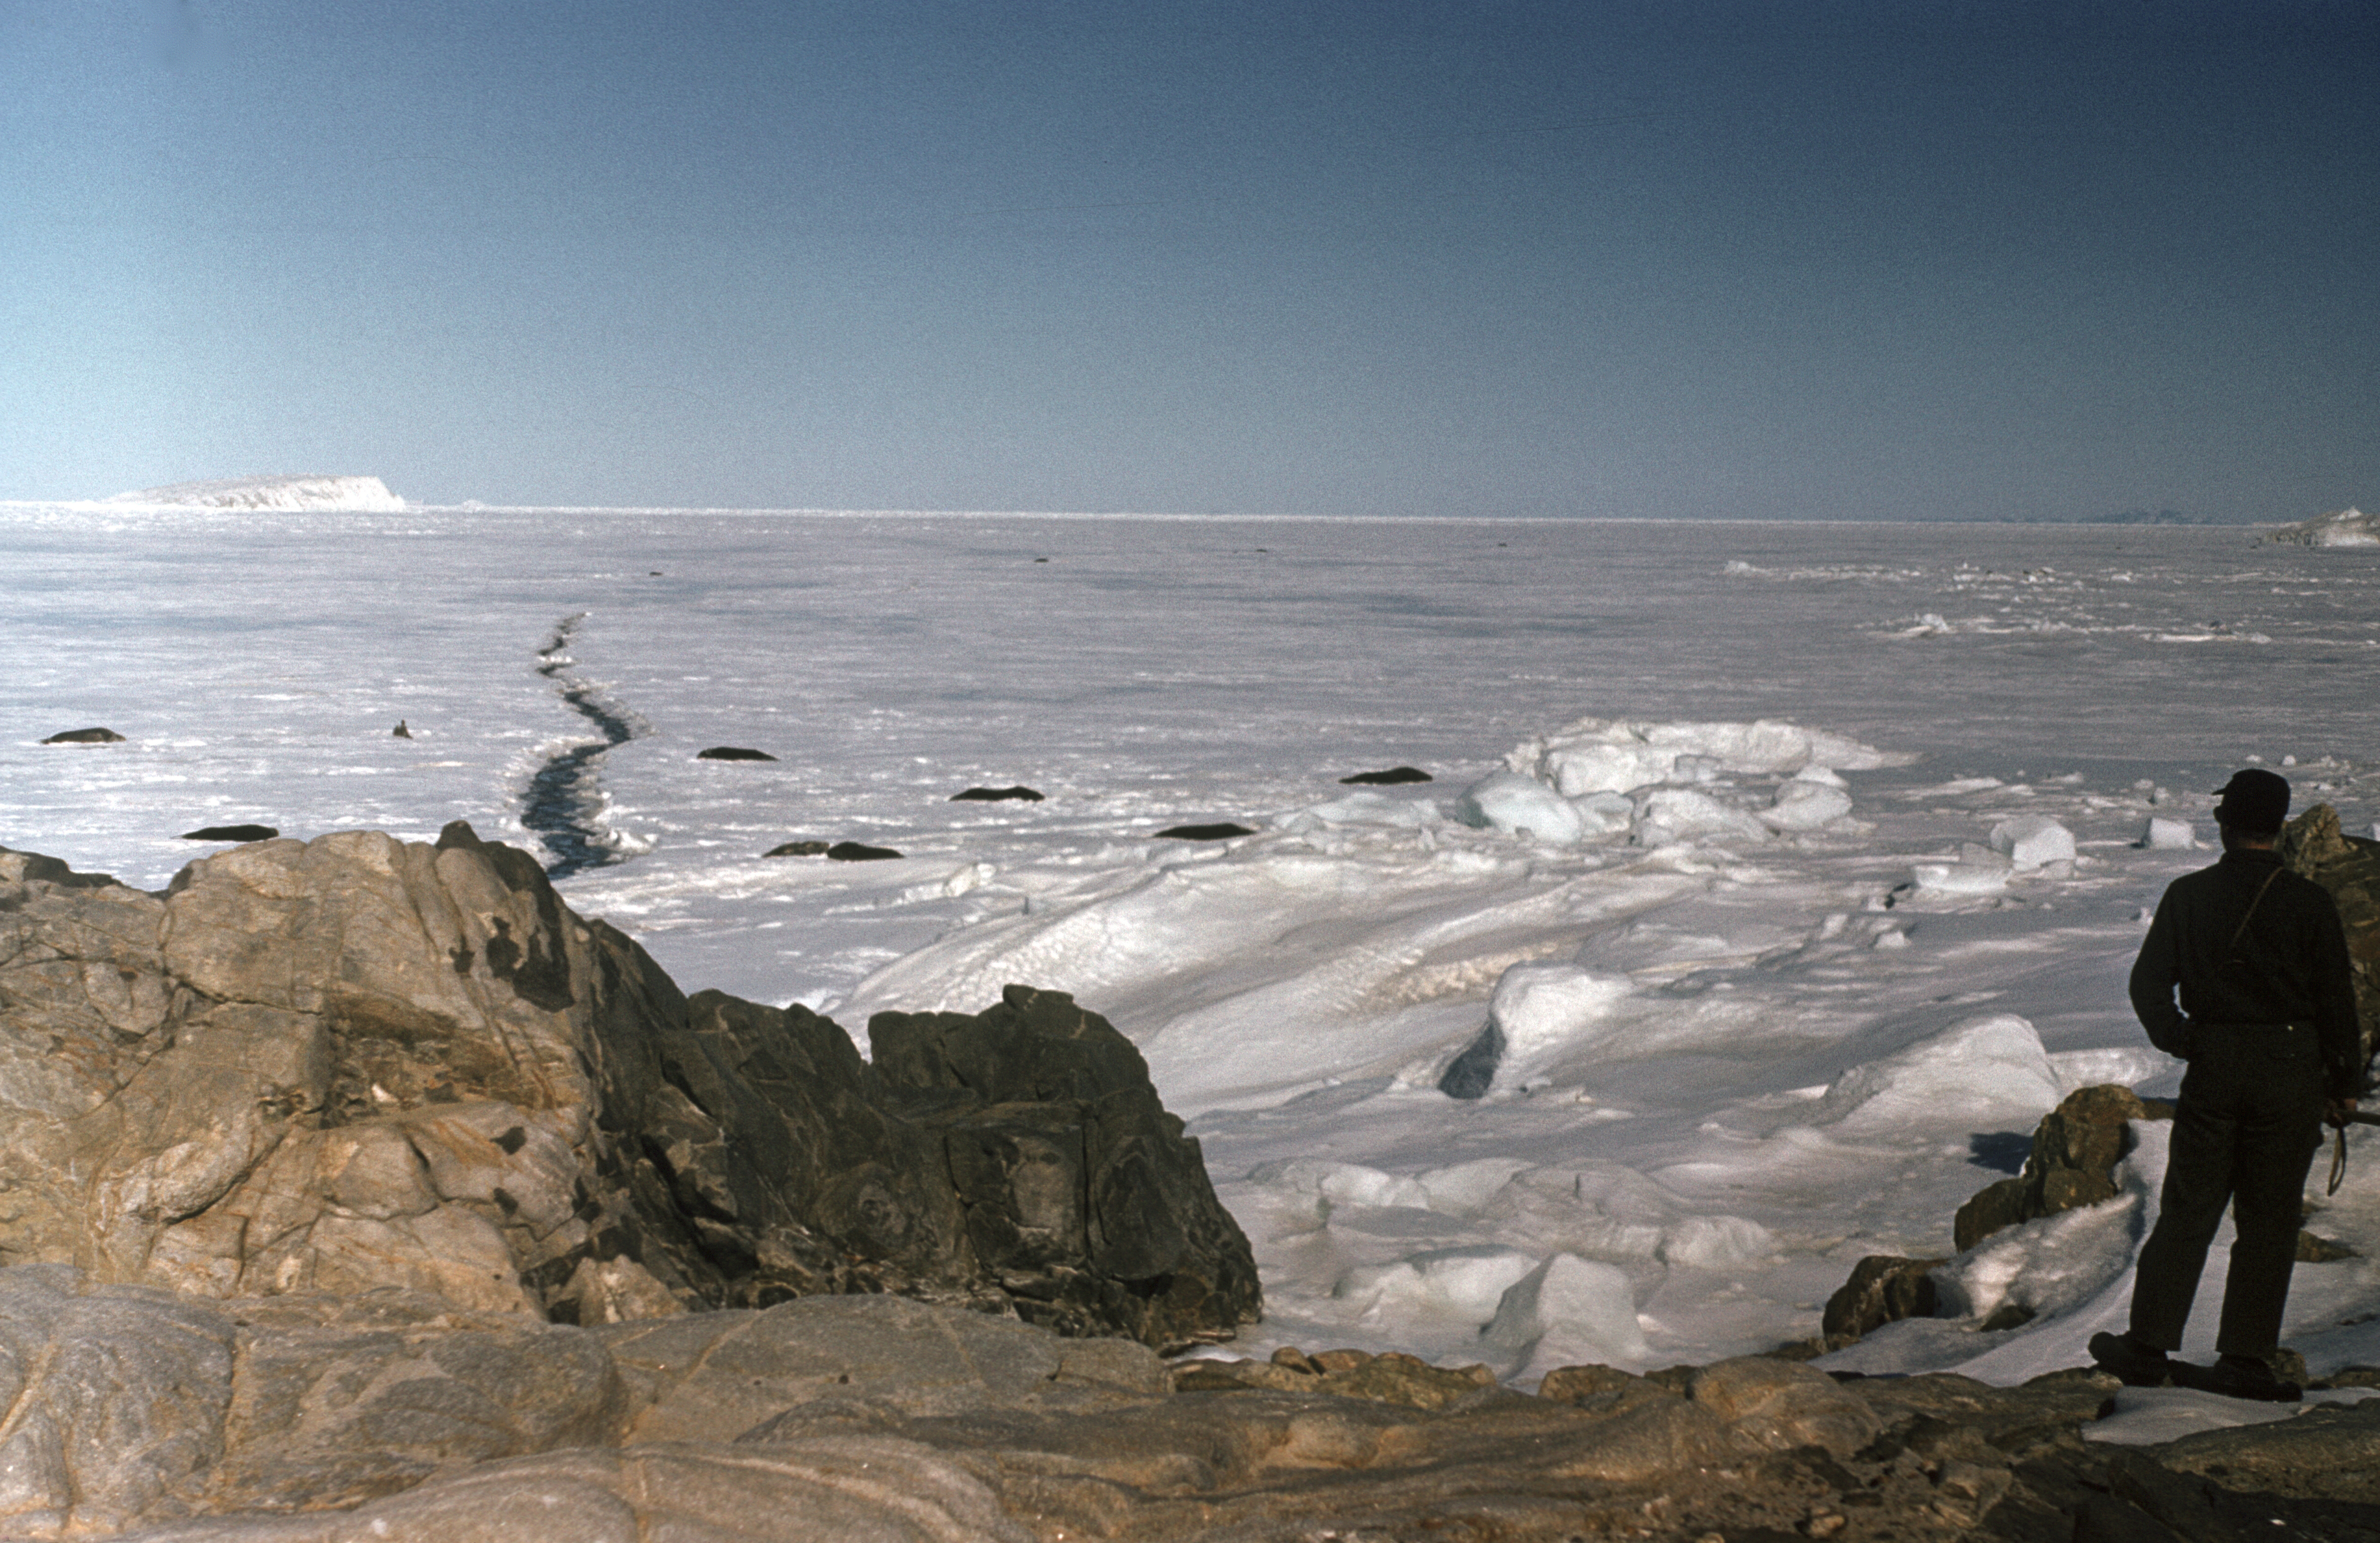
1656,1213,1779,1271
1481,1253,1652,1377
2136,816,2194,850
1762,779,1853,831
1452,770,1587,844
1989,815,2076,869
1415,1158,1538,1216
1634,788,1771,846
1247,1158,1430,1215
1485,963,1633,1092
1810,1014,2063,1133
2046,1046,2167,1095
1507,716,1913,796
1334,1245,1542,1325
1573,791,1636,836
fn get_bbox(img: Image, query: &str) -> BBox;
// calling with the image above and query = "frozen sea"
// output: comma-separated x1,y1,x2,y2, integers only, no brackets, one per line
7,504,2380,1410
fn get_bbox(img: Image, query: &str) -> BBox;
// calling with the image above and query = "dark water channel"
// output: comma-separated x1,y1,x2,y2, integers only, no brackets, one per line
523,615,641,879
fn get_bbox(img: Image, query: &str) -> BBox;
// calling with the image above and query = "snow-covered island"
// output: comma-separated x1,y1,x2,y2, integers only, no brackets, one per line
2263,505,2377,548
105,473,406,512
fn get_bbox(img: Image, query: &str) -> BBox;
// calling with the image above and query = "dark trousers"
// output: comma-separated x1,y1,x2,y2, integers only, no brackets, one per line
2129,1021,2324,1357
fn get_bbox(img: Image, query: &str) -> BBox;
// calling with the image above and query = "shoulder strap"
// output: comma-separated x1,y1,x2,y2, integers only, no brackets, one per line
2227,867,2282,956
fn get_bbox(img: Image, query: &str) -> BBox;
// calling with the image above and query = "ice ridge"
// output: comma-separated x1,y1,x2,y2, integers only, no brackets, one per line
106,474,406,512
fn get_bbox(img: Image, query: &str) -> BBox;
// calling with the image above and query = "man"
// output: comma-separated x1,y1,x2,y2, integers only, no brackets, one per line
2089,768,2361,1401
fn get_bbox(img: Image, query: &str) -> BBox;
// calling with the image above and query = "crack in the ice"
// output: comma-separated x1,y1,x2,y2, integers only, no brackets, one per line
524,615,644,880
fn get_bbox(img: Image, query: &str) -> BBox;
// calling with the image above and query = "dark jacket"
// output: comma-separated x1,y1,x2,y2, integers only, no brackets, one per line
2129,847,2361,1101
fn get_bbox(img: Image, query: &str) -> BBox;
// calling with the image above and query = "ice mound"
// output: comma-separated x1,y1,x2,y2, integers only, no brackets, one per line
107,474,407,512
2136,816,2195,850
1451,770,1593,843
1763,774,1854,831
1484,962,1634,1090
1248,1158,1431,1219
2265,506,2378,548
1989,815,2076,869
1506,716,1914,797
1481,1253,1653,1379
1635,787,1772,846
1810,1014,2063,1133
1335,1247,1542,1325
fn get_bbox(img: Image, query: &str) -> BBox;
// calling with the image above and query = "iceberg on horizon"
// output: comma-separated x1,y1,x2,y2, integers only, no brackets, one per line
106,474,406,512
2262,506,2376,548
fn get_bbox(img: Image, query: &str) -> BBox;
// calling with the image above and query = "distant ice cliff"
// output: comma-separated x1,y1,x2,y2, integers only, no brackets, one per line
2263,506,2376,548
106,474,406,512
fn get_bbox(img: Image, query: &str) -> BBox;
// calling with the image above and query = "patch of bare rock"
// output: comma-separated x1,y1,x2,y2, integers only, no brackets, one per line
11,1275,2379,1539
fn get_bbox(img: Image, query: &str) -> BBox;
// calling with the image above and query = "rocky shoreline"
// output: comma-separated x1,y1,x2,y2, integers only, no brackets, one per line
6,827,2380,1538
8,1264,2380,1540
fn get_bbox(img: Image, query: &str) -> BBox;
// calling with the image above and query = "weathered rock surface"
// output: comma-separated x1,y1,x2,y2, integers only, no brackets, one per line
8,1266,2380,1540
1823,1253,1945,1349
0,829,1254,1347
1953,1083,2167,1253
2282,802,2380,1073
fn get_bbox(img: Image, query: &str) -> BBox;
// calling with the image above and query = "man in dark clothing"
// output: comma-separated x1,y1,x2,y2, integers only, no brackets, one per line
2090,768,2361,1401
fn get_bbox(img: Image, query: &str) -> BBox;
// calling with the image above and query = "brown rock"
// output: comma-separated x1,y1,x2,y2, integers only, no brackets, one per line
1955,1083,2160,1253
0,830,1256,1348
1822,1254,1944,1347
1687,1356,1885,1457
2281,803,2380,1071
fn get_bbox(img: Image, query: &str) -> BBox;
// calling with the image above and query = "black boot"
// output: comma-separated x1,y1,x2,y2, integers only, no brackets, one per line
2170,1353,2302,1403
2088,1331,2172,1387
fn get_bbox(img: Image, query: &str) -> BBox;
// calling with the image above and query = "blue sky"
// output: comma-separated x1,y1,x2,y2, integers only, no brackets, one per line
2,1,2373,517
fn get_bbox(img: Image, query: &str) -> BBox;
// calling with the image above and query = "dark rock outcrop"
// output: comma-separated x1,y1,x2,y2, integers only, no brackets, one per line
870,986,1263,1350
1436,1021,1502,1099
1823,1254,1946,1348
825,840,902,861
178,824,281,842
1339,765,1432,785
952,786,1044,803
763,840,831,857
1154,822,1255,841
2281,802,2380,1073
695,746,777,761
39,727,124,744
0,828,1253,1351
1954,1084,2167,1252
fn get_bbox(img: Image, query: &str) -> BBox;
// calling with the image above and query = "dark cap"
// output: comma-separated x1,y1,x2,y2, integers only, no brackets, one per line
2212,768,2289,834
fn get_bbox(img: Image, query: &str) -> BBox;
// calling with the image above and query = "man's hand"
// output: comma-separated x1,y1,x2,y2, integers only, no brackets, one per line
2328,1097,2360,1129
